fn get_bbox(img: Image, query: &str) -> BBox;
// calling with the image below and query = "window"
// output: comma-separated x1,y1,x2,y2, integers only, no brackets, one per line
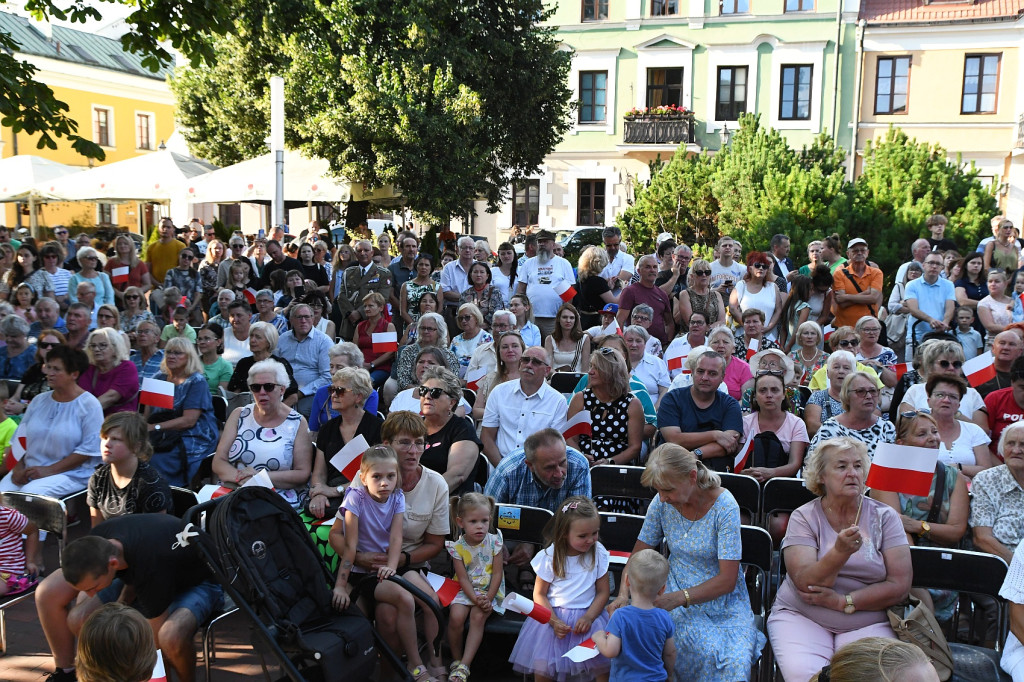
779,65,812,121
512,180,540,227
135,113,152,150
582,0,608,20
97,203,114,225
646,68,684,108
785,0,814,10
651,0,680,14
578,180,606,226
720,0,749,13
716,66,748,121
93,107,112,147
962,54,1000,114
874,56,910,115
579,71,607,123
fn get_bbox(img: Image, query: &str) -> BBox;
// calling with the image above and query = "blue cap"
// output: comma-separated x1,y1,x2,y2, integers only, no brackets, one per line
601,303,619,314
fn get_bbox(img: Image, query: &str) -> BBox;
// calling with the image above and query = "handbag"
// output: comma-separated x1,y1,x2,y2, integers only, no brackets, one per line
887,594,955,680
148,409,183,451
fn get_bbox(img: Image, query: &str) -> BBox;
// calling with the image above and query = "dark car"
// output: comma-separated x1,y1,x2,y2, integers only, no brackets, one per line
560,227,606,267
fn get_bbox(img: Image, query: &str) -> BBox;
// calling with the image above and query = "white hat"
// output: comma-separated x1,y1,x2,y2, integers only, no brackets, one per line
657,232,674,245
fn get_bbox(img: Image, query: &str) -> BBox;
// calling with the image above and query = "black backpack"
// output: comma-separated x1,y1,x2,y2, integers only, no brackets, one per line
751,430,789,469
206,487,377,681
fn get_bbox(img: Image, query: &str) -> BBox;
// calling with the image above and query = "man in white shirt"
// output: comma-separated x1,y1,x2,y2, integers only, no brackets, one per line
480,346,568,465
770,234,796,291
599,226,635,291
515,230,575,338
441,236,476,334
709,236,745,295
895,238,931,285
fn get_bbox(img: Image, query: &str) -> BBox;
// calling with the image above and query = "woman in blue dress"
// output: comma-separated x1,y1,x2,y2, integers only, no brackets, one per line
608,443,766,681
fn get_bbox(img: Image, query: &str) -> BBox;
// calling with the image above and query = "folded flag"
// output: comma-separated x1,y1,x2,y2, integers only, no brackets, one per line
553,280,577,303
891,363,910,382
243,469,274,490
563,638,599,663
111,265,130,284
734,437,753,473
372,331,398,354
329,434,369,481
426,572,461,607
745,337,759,362
465,367,487,392
196,485,232,503
963,351,996,388
3,435,26,472
243,287,258,304
608,550,631,565
149,650,167,682
562,411,592,440
140,377,175,409
501,592,551,624
866,442,939,497
666,351,686,373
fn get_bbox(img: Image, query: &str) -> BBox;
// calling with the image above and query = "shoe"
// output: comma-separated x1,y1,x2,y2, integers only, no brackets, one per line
409,665,437,682
45,670,77,682
449,661,470,682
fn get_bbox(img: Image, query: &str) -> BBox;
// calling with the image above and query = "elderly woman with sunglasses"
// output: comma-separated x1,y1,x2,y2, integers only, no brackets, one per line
305,366,383,518
809,371,896,460
79,328,138,416
419,366,483,494
391,347,472,416
5,329,64,415
308,342,380,441
119,286,154,338
897,338,989,432
729,251,784,340
213,358,313,510
676,258,725,330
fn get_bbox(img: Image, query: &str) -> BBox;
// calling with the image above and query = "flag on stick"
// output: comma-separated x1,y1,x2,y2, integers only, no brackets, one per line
372,332,398,354
140,378,175,409
562,411,592,440
866,443,940,497
501,593,552,624
734,437,753,472
111,266,129,284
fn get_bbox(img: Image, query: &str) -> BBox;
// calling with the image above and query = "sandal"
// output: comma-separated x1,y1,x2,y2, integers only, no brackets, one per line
449,662,470,682
5,574,39,596
408,665,438,682
427,663,447,682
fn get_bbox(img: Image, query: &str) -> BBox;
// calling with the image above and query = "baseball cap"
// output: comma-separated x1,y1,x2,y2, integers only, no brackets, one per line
847,238,868,249
601,303,619,315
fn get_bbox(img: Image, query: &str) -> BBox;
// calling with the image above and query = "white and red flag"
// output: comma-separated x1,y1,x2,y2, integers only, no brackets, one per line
553,280,577,303
563,637,600,662
501,593,552,624
866,443,939,497
465,367,487,392
890,363,910,382
329,434,369,481
3,435,26,472
426,572,462,607
111,265,129,284
963,351,996,388
666,350,686,373
734,437,754,473
562,411,592,440
149,650,167,682
243,288,258,304
372,332,398,354
823,324,835,341
140,377,175,409
745,337,759,362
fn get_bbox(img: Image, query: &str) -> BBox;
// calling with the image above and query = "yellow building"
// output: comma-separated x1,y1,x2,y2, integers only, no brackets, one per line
0,12,175,232
855,0,1024,220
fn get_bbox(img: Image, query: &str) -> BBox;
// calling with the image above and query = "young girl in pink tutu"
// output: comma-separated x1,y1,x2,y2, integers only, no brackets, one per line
508,496,611,681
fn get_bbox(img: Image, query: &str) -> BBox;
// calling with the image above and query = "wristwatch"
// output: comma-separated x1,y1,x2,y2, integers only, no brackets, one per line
154,423,162,431
693,448,703,460
336,484,345,494
920,521,932,537
844,594,856,614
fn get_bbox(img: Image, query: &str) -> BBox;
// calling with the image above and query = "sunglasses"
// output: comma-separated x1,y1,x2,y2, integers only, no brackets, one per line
125,294,140,300
328,386,349,397
751,263,769,270
838,340,857,348
694,270,711,276
457,315,473,322
938,359,963,369
417,386,446,399
38,341,59,349
520,355,548,367
756,369,784,377
248,383,280,394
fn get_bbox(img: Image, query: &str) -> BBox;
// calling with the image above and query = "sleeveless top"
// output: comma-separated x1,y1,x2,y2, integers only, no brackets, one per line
687,289,720,326
228,404,305,507
734,280,778,337
991,241,1020,275
577,388,633,461
551,337,586,372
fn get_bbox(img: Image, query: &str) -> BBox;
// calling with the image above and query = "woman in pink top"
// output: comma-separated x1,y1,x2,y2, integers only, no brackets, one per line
77,328,139,416
766,436,911,682
707,325,752,400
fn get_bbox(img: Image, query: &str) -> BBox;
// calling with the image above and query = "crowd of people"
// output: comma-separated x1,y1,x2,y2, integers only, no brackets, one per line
3,215,1024,681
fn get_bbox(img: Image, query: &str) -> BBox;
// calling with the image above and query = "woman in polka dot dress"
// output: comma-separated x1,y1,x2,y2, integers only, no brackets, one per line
565,347,645,467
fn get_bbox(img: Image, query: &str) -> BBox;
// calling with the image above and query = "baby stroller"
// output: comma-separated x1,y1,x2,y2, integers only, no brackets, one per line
181,486,443,682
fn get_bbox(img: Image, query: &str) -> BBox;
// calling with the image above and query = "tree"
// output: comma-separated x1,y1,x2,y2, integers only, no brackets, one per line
1,0,236,160
171,0,574,226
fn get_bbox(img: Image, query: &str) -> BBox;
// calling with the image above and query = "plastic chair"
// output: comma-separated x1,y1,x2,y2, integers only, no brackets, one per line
741,524,774,681
761,477,815,542
212,395,228,426
462,387,476,408
590,465,653,502
720,472,761,524
189,452,217,492
599,511,645,597
170,486,198,517
0,492,67,653
549,372,585,395
485,503,554,638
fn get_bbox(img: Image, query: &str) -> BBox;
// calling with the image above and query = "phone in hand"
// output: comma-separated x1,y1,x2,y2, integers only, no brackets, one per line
257,228,265,240
295,285,306,298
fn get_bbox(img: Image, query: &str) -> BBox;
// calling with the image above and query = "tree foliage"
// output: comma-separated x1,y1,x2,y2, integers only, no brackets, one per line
1,0,236,160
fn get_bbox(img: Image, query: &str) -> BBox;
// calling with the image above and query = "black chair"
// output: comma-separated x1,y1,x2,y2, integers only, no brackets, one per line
462,387,476,408
599,511,645,597
170,485,199,517
212,395,228,426
590,465,654,508
486,503,553,638
741,524,774,681
909,546,1012,681
761,477,815,544
549,372,585,395
720,472,761,524
189,452,217,492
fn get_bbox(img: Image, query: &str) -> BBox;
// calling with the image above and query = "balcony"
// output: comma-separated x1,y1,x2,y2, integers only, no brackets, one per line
622,112,696,146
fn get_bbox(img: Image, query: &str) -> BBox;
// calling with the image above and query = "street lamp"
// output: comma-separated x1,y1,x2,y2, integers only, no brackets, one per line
721,123,731,147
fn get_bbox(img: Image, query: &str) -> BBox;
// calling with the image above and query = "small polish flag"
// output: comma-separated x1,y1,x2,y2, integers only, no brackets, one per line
745,337,759,362
867,443,939,497
140,377,176,409
465,367,487,392
890,363,910,382
330,434,369,481
311,515,336,527
178,295,189,308
426,572,462,607
823,324,835,341
562,411,592,440
608,550,631,565
243,288,258,304
666,352,686,373
111,265,129,284
3,435,26,472
501,592,552,624
963,351,996,388
372,331,398,353
149,650,167,682
1018,290,1024,312
553,280,577,303
733,437,753,472
598,320,621,337
196,485,232,503
563,638,600,662
242,469,274,490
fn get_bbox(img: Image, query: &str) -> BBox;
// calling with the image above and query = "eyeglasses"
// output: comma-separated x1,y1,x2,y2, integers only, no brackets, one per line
249,383,280,394
851,387,880,398
231,243,244,249
393,438,426,450
632,315,651,322
756,369,784,377
197,336,218,343
932,391,960,402
694,270,711,276
520,355,549,367
328,386,349,397
417,386,446,399
861,327,881,334
293,315,313,321
938,359,963,369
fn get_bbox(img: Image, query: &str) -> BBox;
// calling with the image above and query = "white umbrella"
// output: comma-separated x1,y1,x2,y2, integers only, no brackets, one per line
42,149,218,202
0,155,86,237
186,150,353,204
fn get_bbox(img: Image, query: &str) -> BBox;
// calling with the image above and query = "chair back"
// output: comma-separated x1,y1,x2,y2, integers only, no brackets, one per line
720,472,761,523
590,465,654,503
462,388,476,408
212,395,228,425
598,511,645,554
549,372,585,395
0,491,68,559
491,503,553,546
171,486,199,518
740,524,773,616
761,477,815,519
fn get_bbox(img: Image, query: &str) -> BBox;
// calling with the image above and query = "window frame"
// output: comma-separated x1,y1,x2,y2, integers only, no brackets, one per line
93,106,113,148
135,112,154,150
716,66,748,122
97,203,115,225
778,64,813,121
784,0,814,10
512,179,540,228
577,179,606,227
720,0,749,14
645,67,685,109
578,70,608,124
873,56,911,116
961,53,1001,115
581,0,609,21
650,0,681,15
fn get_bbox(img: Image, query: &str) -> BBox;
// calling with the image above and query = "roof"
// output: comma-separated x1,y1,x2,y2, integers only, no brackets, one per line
860,0,1024,23
0,11,169,79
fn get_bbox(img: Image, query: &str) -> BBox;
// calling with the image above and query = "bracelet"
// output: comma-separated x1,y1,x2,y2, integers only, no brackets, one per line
402,551,411,567
958,463,963,472
683,589,691,608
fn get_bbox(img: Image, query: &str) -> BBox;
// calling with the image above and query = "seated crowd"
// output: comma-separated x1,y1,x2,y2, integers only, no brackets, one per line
4,218,1024,681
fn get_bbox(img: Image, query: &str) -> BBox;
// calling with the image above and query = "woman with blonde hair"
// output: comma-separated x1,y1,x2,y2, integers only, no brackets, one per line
473,330,525,420
566,346,643,466
607,443,766,680
199,238,226,312
577,245,615,329
355,291,397,388
79,327,138,416
676,257,725,330
103,234,152,307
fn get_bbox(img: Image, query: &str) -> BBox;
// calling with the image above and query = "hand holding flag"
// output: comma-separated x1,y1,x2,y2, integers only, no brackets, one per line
140,378,175,409
425,572,461,606
553,280,577,303
501,593,551,624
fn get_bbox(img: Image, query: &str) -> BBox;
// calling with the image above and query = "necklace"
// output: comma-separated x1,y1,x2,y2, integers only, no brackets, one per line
800,347,818,363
